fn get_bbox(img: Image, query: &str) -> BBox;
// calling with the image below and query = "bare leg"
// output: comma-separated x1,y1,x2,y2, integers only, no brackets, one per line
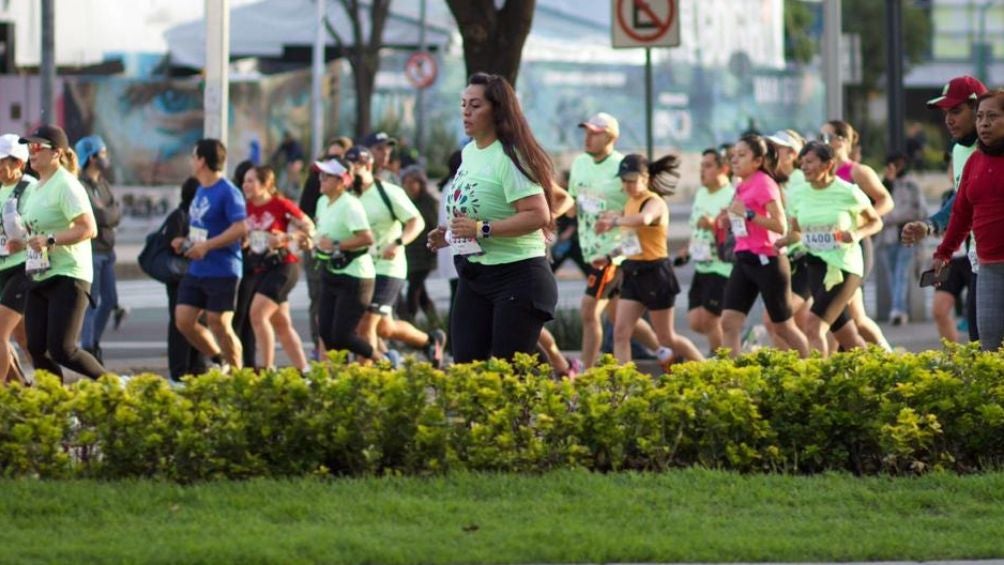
613,299,646,364
175,305,222,359
848,289,891,350
271,302,309,371
932,291,960,343
580,294,608,368
250,294,281,369
0,305,21,381
720,309,747,358
649,308,704,362
206,311,242,368
376,316,429,348
538,327,569,374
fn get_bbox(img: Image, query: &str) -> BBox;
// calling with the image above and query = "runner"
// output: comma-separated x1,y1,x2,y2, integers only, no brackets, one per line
901,75,988,342
776,141,883,356
762,130,812,350
0,134,35,383
718,133,809,358
567,112,663,368
346,146,446,368
311,156,380,361
878,151,924,326
595,154,703,365
933,88,1004,352
240,165,313,372
17,125,108,381
361,131,400,185
172,139,248,371
401,165,440,325
820,120,893,350
75,135,124,364
427,72,558,363
684,147,735,354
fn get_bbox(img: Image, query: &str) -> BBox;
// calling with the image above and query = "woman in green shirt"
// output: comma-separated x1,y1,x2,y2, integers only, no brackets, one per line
0,133,35,383
774,141,883,356
312,156,378,361
427,73,558,363
15,125,106,381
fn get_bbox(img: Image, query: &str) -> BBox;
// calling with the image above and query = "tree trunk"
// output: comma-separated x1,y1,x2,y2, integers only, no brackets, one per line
340,0,392,137
446,0,535,87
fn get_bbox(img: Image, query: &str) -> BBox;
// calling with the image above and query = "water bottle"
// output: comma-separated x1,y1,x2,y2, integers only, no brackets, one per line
2,199,25,241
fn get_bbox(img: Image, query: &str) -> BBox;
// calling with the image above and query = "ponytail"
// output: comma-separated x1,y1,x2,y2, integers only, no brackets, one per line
738,133,785,183
647,154,681,197
60,148,79,176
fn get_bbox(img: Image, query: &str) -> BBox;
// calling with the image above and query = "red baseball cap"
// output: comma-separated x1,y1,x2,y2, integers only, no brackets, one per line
927,76,988,109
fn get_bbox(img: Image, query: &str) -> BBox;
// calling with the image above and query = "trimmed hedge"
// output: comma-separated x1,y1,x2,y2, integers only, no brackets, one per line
2,344,1004,480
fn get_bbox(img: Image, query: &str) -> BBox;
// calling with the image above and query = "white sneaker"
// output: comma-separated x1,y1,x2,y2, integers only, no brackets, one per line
208,362,232,375
118,374,133,388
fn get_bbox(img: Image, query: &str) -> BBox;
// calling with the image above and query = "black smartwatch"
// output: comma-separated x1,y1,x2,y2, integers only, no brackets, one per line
745,209,756,221
395,237,404,245
481,221,492,239
46,234,57,247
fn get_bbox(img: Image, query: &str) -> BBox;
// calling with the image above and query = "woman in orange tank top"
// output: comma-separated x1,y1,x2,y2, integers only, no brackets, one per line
595,154,703,367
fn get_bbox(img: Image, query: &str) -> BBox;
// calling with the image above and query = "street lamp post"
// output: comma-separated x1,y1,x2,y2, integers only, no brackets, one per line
975,0,1000,84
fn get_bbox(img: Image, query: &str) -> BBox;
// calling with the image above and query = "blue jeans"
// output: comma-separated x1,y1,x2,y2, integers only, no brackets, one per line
80,251,118,349
882,243,913,314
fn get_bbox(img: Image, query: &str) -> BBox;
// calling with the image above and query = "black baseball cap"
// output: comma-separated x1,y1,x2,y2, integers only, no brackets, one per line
19,124,69,150
361,131,396,147
344,146,374,164
617,154,647,177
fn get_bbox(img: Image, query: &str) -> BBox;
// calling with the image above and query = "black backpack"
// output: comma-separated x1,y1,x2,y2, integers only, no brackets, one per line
138,210,189,284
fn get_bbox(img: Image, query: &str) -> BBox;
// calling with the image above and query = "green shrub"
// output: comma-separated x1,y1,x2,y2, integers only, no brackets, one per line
2,344,1004,480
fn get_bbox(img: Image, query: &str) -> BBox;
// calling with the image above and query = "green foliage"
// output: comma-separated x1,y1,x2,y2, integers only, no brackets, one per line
3,343,1004,480
784,0,817,65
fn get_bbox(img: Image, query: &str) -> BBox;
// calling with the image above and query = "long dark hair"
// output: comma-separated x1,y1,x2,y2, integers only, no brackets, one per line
622,153,681,197
738,133,783,183
825,119,859,148
468,72,555,216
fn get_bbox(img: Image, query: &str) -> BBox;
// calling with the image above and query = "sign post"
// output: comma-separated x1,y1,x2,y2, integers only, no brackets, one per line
612,0,679,161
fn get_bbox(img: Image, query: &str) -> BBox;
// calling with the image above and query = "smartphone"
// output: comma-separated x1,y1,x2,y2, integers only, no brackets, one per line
919,268,950,288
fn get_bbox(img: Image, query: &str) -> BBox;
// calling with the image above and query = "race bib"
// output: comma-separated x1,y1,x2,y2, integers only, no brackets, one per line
620,230,642,256
729,213,748,237
802,225,840,252
0,235,8,257
690,237,713,262
968,242,979,272
249,230,269,254
189,227,208,244
446,230,484,256
26,247,49,274
578,194,606,216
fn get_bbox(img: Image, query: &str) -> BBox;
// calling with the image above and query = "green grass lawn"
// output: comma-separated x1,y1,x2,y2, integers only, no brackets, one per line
2,469,1003,564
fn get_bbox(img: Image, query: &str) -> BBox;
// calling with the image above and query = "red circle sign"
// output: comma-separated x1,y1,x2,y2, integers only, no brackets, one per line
616,0,675,43
405,52,437,89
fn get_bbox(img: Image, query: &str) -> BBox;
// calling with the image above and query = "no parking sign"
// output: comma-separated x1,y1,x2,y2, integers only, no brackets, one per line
611,0,680,49
405,52,438,90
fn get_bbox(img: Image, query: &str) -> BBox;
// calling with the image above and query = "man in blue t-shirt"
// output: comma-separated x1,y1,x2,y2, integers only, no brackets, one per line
171,139,248,370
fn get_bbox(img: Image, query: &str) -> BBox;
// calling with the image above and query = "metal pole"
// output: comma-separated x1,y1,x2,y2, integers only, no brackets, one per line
415,0,428,155
822,0,843,119
886,0,904,153
645,47,653,161
40,0,55,123
311,0,326,158
204,0,230,142
976,0,1000,83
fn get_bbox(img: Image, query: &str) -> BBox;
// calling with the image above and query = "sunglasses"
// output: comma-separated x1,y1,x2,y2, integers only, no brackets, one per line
818,133,845,145
27,142,53,153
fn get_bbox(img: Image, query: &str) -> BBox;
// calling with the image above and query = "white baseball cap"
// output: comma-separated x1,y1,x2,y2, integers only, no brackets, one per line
314,157,353,183
0,134,29,162
579,112,620,138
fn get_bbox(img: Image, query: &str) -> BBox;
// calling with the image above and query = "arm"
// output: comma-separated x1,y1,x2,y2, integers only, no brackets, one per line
729,198,787,235
852,164,894,216
549,184,575,219
319,229,374,253
613,197,665,229
185,219,249,260
776,217,803,248
26,212,97,252
933,182,974,263
449,192,549,239
842,206,883,242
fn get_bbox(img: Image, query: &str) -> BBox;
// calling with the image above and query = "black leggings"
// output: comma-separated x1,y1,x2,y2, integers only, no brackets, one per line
451,256,557,363
166,281,208,380
25,275,106,380
405,268,438,322
805,255,861,332
318,271,374,358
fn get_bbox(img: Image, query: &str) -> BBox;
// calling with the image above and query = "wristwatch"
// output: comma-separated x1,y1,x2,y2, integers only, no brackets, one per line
745,209,756,221
46,234,56,247
480,221,492,239
395,237,404,245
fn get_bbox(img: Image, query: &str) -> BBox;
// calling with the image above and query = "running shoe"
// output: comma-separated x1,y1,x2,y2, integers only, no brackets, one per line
113,306,130,331
565,357,584,379
426,329,447,369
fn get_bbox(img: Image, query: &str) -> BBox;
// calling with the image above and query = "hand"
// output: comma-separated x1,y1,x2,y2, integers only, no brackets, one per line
932,256,949,277
449,214,478,239
900,221,929,246
171,237,186,254
773,237,790,251
381,243,400,260
590,255,610,269
728,200,747,217
317,236,336,253
6,238,25,253
184,240,211,260
696,215,715,231
27,234,47,252
426,226,448,250
715,210,729,229
838,230,855,244
594,213,616,235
